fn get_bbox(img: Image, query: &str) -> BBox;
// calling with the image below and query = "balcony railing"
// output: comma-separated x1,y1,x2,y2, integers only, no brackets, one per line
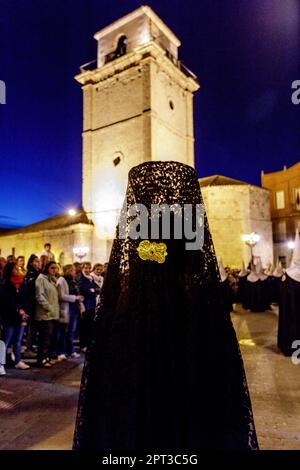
79,59,97,73
178,61,198,81
78,53,199,83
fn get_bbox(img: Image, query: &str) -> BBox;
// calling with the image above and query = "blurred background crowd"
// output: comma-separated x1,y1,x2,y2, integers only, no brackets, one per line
0,242,108,375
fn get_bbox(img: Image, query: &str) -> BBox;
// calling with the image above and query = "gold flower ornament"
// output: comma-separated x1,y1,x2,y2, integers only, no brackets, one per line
137,240,168,264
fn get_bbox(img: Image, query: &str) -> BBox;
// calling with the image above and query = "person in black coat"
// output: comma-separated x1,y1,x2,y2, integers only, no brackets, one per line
73,161,258,451
244,261,270,312
277,272,300,356
237,261,249,308
23,254,41,355
0,263,30,370
77,262,101,350
270,260,284,304
278,232,300,356
218,259,235,315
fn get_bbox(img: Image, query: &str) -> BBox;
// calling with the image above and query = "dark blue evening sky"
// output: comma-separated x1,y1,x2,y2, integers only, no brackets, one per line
0,0,299,227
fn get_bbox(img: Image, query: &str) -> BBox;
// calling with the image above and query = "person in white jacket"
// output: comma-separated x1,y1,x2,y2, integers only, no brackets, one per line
35,262,60,367
90,263,104,289
56,265,84,360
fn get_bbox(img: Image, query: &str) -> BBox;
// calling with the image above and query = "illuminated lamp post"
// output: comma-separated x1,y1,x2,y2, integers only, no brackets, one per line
241,232,260,265
73,246,89,261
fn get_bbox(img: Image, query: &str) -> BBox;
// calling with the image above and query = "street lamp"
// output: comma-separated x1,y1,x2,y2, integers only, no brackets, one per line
242,232,260,264
68,208,77,217
73,246,89,261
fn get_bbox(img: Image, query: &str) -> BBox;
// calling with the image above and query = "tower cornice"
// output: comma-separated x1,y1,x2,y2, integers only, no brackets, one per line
93,5,181,47
75,41,199,93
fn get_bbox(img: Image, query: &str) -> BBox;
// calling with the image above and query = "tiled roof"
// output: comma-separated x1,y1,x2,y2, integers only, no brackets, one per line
199,175,249,187
0,210,92,236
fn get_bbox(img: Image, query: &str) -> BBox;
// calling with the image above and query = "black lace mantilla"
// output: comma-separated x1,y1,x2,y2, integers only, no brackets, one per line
73,161,259,451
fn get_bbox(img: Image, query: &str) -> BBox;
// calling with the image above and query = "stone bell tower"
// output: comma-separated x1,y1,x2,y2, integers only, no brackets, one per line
75,5,199,261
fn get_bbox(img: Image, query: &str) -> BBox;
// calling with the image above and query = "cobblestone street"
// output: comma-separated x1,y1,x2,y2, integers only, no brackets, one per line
233,305,300,450
0,305,299,450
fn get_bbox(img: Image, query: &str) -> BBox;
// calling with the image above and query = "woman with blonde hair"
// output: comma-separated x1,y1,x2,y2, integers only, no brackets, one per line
56,264,83,359
91,263,104,289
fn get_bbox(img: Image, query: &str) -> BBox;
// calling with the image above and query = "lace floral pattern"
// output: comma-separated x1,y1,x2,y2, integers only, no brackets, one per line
73,161,259,451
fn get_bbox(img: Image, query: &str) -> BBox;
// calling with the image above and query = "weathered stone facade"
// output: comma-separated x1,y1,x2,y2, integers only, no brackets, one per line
200,176,273,268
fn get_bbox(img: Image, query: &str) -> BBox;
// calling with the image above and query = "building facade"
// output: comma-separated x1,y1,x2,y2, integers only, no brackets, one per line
261,162,300,267
200,175,273,268
0,211,93,264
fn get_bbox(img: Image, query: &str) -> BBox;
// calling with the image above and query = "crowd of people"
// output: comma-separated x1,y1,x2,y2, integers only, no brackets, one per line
0,243,108,376
219,229,300,359
218,258,284,314
1,234,299,377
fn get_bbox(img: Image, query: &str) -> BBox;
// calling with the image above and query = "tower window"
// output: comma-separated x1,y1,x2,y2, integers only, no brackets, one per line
112,151,124,167
277,220,286,238
275,191,285,209
294,188,300,210
104,35,128,64
169,100,174,110
113,156,121,167
115,35,128,58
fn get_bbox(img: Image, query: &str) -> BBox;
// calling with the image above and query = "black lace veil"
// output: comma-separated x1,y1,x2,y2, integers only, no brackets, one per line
73,161,258,451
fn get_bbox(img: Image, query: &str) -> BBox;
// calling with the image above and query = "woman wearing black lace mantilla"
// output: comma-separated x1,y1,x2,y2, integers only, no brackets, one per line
73,161,258,451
